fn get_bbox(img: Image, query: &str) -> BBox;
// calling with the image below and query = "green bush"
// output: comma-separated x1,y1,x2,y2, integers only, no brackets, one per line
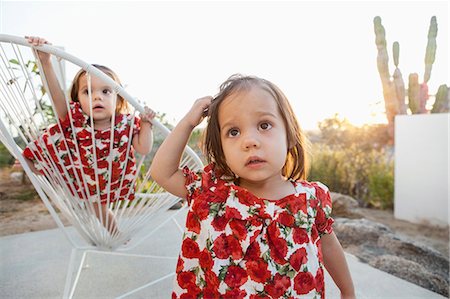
308,144,394,209
0,143,14,168
367,161,394,209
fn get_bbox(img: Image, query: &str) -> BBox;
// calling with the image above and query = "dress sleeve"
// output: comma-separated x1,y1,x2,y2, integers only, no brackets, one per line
23,142,40,161
182,165,203,205
313,182,334,236
132,115,141,135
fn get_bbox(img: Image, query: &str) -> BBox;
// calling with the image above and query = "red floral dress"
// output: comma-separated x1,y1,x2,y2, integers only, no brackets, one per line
173,163,334,299
23,102,140,203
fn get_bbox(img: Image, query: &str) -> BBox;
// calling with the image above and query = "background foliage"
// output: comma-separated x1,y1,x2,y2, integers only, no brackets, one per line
308,114,394,209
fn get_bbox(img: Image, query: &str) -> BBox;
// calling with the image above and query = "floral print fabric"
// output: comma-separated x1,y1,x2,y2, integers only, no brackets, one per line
173,163,334,299
23,102,140,203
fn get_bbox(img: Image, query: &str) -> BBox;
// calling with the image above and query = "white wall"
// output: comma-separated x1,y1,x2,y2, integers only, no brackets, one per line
395,113,450,227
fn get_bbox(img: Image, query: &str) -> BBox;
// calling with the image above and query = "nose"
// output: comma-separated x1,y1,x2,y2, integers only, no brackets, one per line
241,131,260,150
92,90,103,101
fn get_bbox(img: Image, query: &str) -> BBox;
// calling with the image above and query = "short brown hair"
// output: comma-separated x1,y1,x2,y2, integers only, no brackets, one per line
70,64,130,114
204,74,309,181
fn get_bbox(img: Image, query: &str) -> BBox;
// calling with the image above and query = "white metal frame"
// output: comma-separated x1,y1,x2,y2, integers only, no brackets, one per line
0,34,201,298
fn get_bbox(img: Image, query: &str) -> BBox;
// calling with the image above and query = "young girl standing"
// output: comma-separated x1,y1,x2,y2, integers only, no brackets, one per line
23,36,155,236
151,74,355,298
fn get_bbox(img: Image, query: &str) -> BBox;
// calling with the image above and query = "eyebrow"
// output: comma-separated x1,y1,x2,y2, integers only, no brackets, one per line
78,84,112,90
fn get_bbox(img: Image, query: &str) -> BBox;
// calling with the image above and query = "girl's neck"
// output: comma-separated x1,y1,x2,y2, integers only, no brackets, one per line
238,175,295,201
92,118,112,130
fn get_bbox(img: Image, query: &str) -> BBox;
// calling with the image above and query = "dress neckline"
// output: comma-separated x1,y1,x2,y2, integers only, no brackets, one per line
229,179,300,203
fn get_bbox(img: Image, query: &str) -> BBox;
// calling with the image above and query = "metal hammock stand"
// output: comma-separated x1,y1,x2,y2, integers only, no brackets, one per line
0,34,203,298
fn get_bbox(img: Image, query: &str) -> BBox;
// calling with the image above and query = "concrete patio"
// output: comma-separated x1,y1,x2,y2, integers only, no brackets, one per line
0,209,446,299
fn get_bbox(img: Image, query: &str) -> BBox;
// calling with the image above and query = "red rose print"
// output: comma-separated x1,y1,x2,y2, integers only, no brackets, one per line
225,206,243,220
183,285,201,299
277,212,295,227
229,219,247,240
291,194,307,214
223,289,247,299
246,259,271,283
289,248,308,271
199,249,214,270
268,241,287,265
192,197,210,220
186,211,201,234
293,271,315,295
176,257,184,273
209,186,228,203
279,195,307,214
245,242,261,261
212,234,228,259
180,288,201,299
309,198,319,209
293,227,309,244
96,159,108,169
265,273,291,298
236,189,256,206
177,271,196,289
181,238,200,259
311,226,319,243
224,265,248,288
267,225,288,262
316,208,333,234
267,222,281,239
203,287,220,298
211,215,227,231
227,235,243,260
77,130,90,139
315,267,324,295
204,270,220,289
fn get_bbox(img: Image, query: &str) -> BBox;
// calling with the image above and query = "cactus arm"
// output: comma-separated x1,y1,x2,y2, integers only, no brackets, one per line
393,42,400,67
418,83,429,113
374,16,391,86
393,68,407,114
431,84,449,113
374,16,397,139
424,16,437,83
408,74,420,114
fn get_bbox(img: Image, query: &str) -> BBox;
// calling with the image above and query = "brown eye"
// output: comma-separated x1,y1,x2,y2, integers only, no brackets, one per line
260,122,272,130
228,128,240,137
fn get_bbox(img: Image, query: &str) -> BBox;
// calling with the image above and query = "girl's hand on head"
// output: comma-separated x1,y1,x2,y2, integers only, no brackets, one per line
140,106,156,126
184,96,213,128
25,36,52,63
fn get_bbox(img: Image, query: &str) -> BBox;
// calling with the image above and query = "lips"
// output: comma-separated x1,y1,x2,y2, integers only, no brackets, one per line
245,156,266,166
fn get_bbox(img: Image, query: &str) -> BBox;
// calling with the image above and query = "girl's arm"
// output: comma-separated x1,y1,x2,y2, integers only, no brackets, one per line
133,107,155,155
26,36,67,119
150,96,212,199
321,232,356,299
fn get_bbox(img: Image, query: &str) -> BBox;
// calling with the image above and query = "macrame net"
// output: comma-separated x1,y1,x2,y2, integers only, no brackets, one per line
0,35,203,253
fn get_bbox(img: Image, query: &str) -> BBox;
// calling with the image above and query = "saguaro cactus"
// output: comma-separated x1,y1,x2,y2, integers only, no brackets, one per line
373,16,448,141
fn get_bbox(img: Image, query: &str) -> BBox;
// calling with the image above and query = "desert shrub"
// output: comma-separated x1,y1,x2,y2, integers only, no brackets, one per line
308,144,394,209
0,143,14,168
367,160,394,209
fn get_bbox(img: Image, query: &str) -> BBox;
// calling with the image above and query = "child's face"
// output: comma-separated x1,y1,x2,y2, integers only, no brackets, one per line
77,74,116,128
218,86,288,185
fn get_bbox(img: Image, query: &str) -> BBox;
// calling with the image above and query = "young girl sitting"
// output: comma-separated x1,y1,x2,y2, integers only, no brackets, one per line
151,74,355,298
23,36,155,236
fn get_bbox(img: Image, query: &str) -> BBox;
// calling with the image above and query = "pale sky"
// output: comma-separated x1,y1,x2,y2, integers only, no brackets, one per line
1,1,448,130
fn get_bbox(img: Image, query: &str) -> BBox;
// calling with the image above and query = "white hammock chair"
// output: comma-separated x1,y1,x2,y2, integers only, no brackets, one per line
0,34,203,298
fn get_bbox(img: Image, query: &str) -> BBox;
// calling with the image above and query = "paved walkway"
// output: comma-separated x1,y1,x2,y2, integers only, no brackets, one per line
0,209,446,298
